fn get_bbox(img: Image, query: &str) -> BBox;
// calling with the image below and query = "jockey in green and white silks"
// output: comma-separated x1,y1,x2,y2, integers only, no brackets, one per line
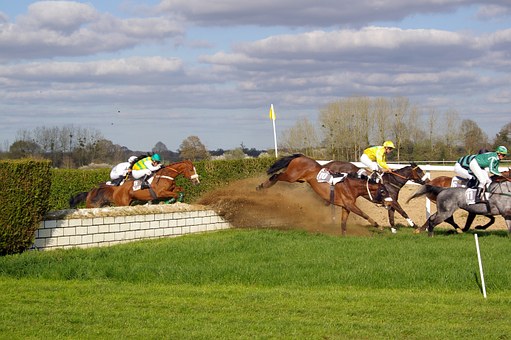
131,154,163,180
454,146,508,191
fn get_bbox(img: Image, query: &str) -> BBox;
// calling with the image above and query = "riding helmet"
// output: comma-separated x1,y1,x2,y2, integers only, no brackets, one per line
496,146,508,155
152,154,161,162
383,141,395,149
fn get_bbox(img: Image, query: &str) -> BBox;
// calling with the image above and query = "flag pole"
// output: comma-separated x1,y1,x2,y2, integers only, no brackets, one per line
269,104,278,158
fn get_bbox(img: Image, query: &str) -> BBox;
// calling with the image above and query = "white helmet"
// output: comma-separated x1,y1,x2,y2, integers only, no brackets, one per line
128,156,137,163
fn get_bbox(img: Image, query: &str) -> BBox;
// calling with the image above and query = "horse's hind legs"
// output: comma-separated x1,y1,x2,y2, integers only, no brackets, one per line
256,173,280,190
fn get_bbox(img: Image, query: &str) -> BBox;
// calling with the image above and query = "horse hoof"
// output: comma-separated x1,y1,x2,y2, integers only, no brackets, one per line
455,228,463,234
391,227,397,234
413,228,422,234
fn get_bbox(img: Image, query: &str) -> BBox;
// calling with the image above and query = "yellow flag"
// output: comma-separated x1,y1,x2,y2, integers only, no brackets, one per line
269,104,276,120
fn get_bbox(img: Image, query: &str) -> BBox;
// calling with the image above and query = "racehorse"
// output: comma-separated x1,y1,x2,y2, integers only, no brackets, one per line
408,176,511,236
416,170,510,232
322,161,427,229
69,160,200,208
256,154,394,235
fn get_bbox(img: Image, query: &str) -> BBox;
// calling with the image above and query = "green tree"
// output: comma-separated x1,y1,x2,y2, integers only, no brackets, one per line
460,119,488,154
178,136,210,161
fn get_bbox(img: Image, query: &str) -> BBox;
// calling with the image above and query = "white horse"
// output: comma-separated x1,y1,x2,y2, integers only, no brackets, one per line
409,180,511,236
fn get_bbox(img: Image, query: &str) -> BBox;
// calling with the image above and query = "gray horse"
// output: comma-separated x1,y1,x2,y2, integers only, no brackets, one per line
408,180,511,236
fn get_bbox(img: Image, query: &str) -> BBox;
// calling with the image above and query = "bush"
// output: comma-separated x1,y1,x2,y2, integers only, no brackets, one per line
0,159,52,255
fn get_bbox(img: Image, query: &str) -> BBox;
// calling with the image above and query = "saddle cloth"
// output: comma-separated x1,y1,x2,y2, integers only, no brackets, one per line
133,177,154,191
317,168,348,185
465,188,489,205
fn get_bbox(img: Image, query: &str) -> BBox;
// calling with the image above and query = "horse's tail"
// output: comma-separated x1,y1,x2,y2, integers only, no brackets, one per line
406,184,445,203
267,154,303,175
69,192,88,209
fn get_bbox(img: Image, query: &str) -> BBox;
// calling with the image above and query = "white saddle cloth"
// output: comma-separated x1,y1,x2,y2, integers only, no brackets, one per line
317,168,348,186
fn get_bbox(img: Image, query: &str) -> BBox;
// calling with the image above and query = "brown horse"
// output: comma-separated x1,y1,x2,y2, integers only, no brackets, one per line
70,160,200,208
256,154,394,235
322,161,427,229
420,171,510,232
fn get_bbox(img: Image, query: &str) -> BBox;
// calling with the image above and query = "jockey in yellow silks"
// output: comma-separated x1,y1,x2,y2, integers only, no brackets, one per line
359,141,395,173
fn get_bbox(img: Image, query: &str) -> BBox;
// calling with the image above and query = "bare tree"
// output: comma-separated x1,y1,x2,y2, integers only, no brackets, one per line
281,117,319,157
372,97,391,144
443,109,461,160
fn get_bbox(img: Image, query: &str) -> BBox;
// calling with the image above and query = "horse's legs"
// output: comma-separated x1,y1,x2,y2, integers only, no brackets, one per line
257,173,280,190
388,200,416,228
505,217,511,234
340,207,349,236
342,201,380,230
444,215,462,232
461,213,477,232
474,215,496,230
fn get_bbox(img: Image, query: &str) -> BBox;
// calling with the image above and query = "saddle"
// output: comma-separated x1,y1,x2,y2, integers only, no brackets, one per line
451,176,478,188
317,168,348,185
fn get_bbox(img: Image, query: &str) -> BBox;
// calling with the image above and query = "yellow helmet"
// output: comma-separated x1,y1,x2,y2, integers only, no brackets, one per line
383,141,395,149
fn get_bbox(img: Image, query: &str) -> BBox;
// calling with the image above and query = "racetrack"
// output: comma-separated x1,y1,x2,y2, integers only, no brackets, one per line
197,172,508,236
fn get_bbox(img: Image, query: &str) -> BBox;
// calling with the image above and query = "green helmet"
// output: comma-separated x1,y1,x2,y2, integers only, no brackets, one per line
152,154,161,162
496,146,508,155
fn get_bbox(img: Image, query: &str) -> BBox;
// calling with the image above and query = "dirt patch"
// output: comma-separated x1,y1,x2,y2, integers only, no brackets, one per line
197,172,508,236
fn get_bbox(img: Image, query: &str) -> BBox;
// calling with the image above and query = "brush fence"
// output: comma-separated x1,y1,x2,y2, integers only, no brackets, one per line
34,204,231,251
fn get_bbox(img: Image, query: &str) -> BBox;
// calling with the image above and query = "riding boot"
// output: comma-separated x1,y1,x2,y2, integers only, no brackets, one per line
141,175,150,189
467,177,478,189
475,187,486,203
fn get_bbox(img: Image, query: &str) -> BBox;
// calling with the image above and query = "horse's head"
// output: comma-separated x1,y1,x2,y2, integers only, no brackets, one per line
164,160,200,185
409,163,428,185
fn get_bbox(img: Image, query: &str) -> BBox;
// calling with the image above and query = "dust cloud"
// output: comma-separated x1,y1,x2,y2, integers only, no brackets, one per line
197,176,386,236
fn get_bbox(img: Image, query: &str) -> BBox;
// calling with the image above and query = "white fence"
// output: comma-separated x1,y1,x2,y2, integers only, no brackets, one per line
34,205,232,251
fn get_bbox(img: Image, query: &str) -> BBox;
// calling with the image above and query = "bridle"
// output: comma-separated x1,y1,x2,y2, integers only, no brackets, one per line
154,163,199,183
388,165,427,186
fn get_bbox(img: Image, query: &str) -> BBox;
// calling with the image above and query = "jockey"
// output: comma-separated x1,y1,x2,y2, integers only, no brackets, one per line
455,146,508,202
109,156,137,186
131,154,163,189
359,141,395,181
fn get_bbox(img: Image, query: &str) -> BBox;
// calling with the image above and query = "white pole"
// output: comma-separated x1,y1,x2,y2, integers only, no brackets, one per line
425,166,431,219
270,104,278,158
474,234,487,299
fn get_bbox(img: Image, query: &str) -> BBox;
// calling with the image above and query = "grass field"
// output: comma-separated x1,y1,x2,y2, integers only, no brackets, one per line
1,228,510,339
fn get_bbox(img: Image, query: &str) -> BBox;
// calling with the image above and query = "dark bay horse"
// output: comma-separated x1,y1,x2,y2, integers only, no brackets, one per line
70,160,200,208
323,161,427,229
256,154,394,235
408,177,511,236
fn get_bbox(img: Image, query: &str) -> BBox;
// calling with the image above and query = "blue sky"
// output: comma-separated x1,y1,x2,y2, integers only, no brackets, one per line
0,1,510,152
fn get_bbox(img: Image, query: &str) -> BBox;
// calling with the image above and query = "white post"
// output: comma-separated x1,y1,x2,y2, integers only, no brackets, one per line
474,234,487,299
269,104,278,158
425,166,431,219
272,118,278,158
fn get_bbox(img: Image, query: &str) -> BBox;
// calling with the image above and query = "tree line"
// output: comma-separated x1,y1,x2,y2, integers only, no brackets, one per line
0,126,265,168
280,96,511,163
2,96,510,167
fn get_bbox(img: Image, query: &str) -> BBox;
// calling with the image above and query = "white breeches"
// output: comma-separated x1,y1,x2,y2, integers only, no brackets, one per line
132,169,152,179
360,154,379,172
453,163,472,180
469,159,491,188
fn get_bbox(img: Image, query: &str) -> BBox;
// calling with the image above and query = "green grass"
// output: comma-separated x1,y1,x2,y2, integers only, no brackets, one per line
1,228,510,338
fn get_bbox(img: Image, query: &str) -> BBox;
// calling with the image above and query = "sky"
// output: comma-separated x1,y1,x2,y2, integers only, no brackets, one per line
1,1,510,152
